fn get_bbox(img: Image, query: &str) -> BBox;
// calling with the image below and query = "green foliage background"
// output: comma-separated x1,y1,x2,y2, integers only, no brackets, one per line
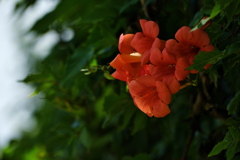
1,0,240,159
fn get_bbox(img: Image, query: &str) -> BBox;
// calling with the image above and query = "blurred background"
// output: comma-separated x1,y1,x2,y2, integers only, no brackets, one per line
0,0,58,150
0,0,240,160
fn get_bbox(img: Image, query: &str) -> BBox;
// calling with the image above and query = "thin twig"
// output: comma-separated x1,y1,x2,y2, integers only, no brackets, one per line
140,0,150,19
181,129,195,160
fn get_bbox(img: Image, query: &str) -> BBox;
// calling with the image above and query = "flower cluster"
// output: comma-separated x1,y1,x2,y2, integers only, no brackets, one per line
110,19,214,118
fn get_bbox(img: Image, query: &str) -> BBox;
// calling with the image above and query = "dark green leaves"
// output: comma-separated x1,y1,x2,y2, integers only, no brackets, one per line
224,0,240,27
188,41,240,71
187,50,223,71
62,46,94,85
210,2,221,19
5,0,240,160
208,139,231,157
79,127,91,150
227,91,240,115
209,118,240,160
119,0,139,14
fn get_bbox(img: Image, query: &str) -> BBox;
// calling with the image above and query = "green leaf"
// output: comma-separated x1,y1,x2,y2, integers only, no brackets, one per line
23,146,45,160
104,71,115,80
189,11,204,28
80,127,91,150
227,91,240,115
228,127,240,141
209,124,240,159
29,90,40,98
102,90,134,129
224,1,240,27
226,141,238,160
187,50,223,71
20,74,41,83
61,46,95,86
132,112,148,135
210,3,221,19
218,0,233,10
120,104,136,130
226,118,240,130
224,42,240,55
119,0,139,13
208,140,231,156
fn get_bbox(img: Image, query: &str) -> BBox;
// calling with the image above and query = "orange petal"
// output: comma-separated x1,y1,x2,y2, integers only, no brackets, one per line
133,96,154,117
162,49,176,64
118,34,135,54
140,19,159,39
152,101,171,118
131,32,154,54
141,50,151,65
189,69,199,74
200,44,215,52
165,39,185,57
175,26,210,47
133,75,156,88
150,47,162,65
159,40,166,51
175,58,190,81
121,53,142,63
163,76,180,94
152,38,161,48
110,54,126,69
175,26,192,45
131,86,170,118
128,76,157,116
128,75,156,98
191,29,210,47
128,75,171,118
156,81,172,104
111,71,127,81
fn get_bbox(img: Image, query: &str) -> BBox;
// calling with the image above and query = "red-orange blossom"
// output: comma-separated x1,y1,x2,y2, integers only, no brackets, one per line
110,19,214,118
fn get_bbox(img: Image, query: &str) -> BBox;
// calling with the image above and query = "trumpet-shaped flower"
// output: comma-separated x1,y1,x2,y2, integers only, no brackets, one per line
128,75,171,117
165,26,215,72
149,49,189,94
110,33,147,82
110,54,148,82
110,19,215,118
118,33,142,63
131,19,165,64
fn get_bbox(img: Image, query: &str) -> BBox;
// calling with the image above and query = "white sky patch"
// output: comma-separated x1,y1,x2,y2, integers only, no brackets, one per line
0,0,59,152
30,30,59,59
18,0,59,31
18,0,60,60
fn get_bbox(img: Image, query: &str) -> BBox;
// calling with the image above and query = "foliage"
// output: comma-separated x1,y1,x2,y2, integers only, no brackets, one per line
1,0,240,160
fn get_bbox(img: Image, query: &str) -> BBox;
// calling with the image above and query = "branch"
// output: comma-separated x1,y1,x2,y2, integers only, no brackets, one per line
140,0,150,19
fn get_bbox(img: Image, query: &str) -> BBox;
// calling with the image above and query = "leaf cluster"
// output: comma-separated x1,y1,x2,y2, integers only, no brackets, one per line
1,0,240,160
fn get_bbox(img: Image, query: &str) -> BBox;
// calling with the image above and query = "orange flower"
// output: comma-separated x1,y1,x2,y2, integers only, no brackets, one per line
149,48,189,94
110,34,147,82
131,19,165,64
118,33,142,63
110,54,148,82
165,26,215,72
128,75,171,117
110,19,215,118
